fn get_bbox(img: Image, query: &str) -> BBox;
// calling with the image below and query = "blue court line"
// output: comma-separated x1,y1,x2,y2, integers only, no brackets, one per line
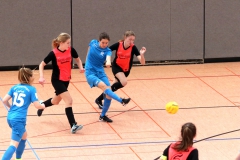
0,137,239,152
0,97,40,160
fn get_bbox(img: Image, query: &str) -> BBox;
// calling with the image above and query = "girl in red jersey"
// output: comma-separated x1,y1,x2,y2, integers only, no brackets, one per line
95,30,146,109
37,33,84,134
160,122,199,160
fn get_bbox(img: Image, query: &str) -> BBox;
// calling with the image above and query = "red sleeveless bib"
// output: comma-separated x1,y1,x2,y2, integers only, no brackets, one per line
168,142,195,160
53,47,72,81
116,42,133,71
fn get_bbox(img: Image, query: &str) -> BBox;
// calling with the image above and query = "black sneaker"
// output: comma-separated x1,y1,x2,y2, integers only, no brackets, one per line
95,99,103,109
121,98,131,106
37,100,44,117
99,115,113,122
37,109,44,117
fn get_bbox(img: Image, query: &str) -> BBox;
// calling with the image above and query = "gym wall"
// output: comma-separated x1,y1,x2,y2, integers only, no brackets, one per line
0,0,239,68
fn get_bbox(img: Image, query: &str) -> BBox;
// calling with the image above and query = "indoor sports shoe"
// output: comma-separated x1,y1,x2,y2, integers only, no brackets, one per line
37,100,44,117
99,115,113,123
71,124,83,134
121,98,131,106
95,99,103,109
37,109,44,117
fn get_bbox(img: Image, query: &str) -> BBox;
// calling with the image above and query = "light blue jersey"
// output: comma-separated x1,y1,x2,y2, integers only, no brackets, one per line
85,39,112,72
7,84,38,121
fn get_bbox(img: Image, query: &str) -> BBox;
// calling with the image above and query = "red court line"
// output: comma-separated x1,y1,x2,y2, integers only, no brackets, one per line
225,67,240,78
71,82,124,139
107,77,171,137
0,74,239,87
0,70,236,140
0,106,137,144
225,67,240,109
119,94,171,137
129,147,142,160
0,81,138,143
186,69,236,106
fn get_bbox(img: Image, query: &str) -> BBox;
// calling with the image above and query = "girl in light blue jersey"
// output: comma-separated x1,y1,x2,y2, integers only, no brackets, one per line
85,32,131,123
1,68,45,160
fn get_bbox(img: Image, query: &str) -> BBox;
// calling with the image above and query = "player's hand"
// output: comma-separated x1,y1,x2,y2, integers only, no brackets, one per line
105,62,111,68
140,47,146,55
79,68,85,73
39,77,45,87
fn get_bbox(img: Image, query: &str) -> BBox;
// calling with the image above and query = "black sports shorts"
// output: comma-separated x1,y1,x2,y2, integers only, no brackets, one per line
51,78,69,95
112,64,130,82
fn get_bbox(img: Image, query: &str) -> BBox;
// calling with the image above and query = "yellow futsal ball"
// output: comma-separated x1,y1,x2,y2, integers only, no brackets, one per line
165,101,179,114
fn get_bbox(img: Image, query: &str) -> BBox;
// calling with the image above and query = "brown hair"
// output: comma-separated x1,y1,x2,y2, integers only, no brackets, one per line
52,33,71,49
99,32,110,41
119,30,135,42
18,67,33,84
172,122,196,151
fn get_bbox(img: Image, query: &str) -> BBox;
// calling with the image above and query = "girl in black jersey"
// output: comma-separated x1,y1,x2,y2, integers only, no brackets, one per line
95,30,146,109
37,33,85,134
160,122,199,160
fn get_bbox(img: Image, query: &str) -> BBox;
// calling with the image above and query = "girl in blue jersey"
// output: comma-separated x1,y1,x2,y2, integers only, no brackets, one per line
1,67,45,160
85,32,131,123
95,30,146,109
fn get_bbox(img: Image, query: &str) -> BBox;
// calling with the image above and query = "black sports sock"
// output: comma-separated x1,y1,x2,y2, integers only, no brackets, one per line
43,98,53,107
96,93,104,102
65,107,76,128
111,82,124,92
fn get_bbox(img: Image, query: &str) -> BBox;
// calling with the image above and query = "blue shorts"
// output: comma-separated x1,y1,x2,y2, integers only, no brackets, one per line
85,69,110,88
7,119,26,142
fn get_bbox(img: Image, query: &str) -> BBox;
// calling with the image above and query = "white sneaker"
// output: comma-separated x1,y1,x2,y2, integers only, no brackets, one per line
71,124,83,134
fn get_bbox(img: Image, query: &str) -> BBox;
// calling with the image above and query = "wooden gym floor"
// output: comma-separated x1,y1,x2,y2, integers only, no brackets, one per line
0,62,240,160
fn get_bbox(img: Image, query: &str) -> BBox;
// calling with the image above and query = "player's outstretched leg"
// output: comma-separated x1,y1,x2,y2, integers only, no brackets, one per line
96,82,124,109
104,88,131,106
121,98,131,106
37,98,53,117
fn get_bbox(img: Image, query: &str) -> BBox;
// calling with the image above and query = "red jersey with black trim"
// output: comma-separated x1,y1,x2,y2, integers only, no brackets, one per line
109,42,140,72
168,142,195,160
43,47,79,81
53,47,72,81
115,42,133,71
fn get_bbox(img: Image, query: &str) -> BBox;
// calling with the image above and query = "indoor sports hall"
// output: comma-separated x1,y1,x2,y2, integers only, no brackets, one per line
1,62,240,159
1,0,240,159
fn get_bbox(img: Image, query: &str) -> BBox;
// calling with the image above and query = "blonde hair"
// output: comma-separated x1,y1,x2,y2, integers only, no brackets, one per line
52,33,71,49
18,67,33,84
119,30,135,42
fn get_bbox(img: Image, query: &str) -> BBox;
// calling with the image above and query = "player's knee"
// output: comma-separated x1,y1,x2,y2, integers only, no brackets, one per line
52,98,61,105
99,84,109,91
10,140,19,148
105,95,112,99
22,132,27,139
121,80,127,86
66,98,73,106
52,101,60,105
